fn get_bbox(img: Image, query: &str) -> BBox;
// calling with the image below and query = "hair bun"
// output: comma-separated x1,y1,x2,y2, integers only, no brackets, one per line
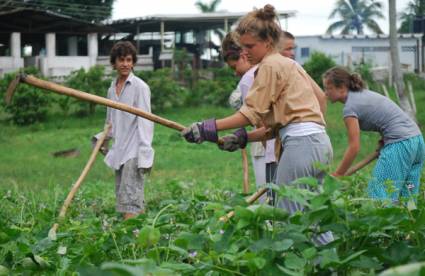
256,4,277,20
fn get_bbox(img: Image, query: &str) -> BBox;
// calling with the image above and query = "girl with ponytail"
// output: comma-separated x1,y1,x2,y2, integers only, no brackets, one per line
182,5,333,245
323,66,424,202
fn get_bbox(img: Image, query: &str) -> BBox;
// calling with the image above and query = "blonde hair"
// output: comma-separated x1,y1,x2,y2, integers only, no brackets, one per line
323,66,365,92
235,4,282,48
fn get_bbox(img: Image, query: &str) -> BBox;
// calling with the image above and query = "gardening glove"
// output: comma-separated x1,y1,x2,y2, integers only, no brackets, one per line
91,134,109,155
181,118,218,144
218,128,248,152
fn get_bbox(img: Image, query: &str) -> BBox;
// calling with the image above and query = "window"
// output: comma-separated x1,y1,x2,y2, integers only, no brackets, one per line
301,47,310,58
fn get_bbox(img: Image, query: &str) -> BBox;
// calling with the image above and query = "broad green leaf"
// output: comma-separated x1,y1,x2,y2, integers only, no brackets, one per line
271,239,293,252
302,247,317,260
138,226,160,248
319,249,340,268
0,265,9,276
285,253,306,270
379,262,425,276
276,264,303,276
340,250,367,265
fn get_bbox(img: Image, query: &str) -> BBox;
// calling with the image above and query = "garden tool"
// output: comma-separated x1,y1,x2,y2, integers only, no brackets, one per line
5,73,224,144
219,148,381,222
48,123,111,240
228,87,249,193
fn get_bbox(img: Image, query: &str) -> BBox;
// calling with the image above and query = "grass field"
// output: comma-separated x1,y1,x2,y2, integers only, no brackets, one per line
0,103,383,197
1,87,425,275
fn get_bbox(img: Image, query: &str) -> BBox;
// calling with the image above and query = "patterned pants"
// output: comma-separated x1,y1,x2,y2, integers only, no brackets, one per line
368,135,425,201
115,158,145,214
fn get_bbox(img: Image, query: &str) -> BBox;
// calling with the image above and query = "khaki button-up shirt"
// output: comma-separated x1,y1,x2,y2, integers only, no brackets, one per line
239,52,325,138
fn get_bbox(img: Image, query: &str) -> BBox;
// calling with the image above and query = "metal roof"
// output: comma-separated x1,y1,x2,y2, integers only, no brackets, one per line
0,7,111,34
312,33,424,39
107,11,297,33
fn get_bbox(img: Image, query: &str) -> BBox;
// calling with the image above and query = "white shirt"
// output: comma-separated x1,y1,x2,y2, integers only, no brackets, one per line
239,65,276,163
102,73,154,170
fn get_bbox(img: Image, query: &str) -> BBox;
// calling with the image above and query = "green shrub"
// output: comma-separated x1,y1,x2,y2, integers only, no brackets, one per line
189,67,238,106
354,63,380,91
0,67,50,125
303,51,336,87
404,72,425,91
138,68,189,111
64,65,111,116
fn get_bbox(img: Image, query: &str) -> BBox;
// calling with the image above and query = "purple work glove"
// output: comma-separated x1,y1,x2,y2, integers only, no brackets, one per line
181,118,218,144
218,128,248,152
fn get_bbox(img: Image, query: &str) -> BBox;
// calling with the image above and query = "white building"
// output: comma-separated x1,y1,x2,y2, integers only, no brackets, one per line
295,34,424,73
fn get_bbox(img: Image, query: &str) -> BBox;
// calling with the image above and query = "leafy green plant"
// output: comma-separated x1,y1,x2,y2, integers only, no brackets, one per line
137,68,189,111
64,65,111,116
188,67,238,106
0,67,50,125
303,51,337,87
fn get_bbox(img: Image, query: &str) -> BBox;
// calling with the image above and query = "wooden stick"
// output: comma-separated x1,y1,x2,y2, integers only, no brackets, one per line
21,74,185,131
219,149,380,222
18,74,223,144
48,124,111,239
345,150,380,176
219,188,268,222
241,148,249,194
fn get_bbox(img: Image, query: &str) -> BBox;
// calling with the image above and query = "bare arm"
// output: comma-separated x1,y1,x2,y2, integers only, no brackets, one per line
333,117,361,176
247,127,271,142
216,112,251,131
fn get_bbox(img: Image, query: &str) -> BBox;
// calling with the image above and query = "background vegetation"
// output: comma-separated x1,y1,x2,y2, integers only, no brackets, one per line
1,54,425,274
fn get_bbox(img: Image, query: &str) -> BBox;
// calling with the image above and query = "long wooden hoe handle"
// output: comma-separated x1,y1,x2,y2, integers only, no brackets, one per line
241,148,249,194
16,74,224,144
49,124,112,237
219,149,380,222
21,74,186,131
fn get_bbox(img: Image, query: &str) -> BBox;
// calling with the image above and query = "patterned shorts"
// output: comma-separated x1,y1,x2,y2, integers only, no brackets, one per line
115,158,145,214
368,135,425,201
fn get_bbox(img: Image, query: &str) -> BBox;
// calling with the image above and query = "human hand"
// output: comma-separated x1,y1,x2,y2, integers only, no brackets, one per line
181,118,218,144
218,128,248,152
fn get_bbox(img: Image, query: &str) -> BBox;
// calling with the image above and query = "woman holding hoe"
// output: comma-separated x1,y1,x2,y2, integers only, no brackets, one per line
323,66,425,202
182,4,333,245
222,31,277,202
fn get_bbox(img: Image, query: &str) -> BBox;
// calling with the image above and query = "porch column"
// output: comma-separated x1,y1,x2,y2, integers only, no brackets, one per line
224,18,228,33
87,33,98,67
10,32,23,69
419,37,423,73
46,33,56,58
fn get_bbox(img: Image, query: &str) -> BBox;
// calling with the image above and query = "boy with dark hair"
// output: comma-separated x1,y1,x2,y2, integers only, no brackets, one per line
93,41,154,220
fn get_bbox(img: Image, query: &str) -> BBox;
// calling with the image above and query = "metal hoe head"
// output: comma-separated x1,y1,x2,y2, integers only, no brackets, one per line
5,74,22,105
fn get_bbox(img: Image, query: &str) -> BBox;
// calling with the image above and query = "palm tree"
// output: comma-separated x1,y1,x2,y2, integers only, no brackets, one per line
399,0,425,33
326,0,385,35
194,0,224,67
389,0,416,120
195,0,222,13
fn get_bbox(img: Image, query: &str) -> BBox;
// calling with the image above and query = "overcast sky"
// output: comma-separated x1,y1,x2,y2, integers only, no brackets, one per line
112,0,412,36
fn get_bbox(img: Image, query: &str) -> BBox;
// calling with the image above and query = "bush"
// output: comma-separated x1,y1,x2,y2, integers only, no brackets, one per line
404,72,425,91
136,68,189,112
64,65,111,116
354,63,380,91
0,67,50,125
303,51,336,87
188,67,238,106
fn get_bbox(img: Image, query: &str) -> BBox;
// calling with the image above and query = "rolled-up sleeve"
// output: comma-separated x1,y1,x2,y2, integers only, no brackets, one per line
136,83,155,169
239,65,280,127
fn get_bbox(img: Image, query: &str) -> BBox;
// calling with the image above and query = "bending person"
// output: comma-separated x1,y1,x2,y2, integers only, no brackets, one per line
323,66,424,202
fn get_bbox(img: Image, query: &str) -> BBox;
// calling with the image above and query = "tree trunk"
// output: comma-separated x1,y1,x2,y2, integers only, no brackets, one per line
389,0,416,120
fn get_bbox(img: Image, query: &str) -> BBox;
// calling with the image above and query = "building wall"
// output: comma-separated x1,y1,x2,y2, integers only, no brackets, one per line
295,35,423,72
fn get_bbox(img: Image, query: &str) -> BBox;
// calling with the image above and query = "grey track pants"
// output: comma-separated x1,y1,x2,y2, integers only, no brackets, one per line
275,132,334,246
